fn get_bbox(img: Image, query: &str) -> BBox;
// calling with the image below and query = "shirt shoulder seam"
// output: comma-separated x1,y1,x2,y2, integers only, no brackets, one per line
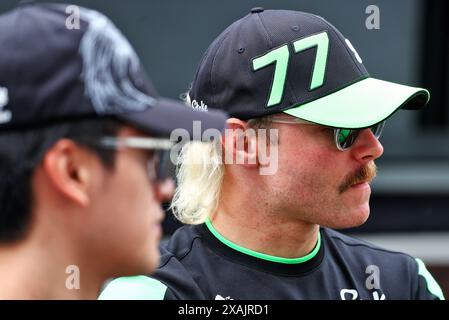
159,234,203,269
328,234,415,260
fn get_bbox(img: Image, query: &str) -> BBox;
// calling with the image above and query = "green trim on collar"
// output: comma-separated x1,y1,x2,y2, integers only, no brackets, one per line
205,218,321,264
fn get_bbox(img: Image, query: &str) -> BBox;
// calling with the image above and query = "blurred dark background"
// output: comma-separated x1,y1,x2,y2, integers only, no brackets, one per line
1,0,448,298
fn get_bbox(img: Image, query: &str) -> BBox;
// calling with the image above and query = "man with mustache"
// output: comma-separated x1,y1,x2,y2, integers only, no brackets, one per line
100,8,444,300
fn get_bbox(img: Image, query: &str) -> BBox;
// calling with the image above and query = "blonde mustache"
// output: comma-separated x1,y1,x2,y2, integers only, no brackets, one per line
339,162,377,194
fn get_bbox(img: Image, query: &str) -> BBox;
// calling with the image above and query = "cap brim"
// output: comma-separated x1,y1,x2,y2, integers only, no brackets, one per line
116,97,228,139
283,78,430,129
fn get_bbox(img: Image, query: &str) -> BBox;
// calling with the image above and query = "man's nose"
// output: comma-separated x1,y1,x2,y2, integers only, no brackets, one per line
350,128,384,163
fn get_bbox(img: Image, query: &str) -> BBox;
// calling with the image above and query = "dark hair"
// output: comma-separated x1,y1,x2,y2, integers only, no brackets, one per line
0,117,123,243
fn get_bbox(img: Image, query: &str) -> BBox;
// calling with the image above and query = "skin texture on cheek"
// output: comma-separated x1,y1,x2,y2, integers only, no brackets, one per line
86,145,163,276
268,126,371,229
115,151,162,272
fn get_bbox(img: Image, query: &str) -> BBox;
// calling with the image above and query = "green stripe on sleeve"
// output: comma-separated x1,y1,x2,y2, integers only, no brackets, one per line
98,275,167,300
415,258,445,300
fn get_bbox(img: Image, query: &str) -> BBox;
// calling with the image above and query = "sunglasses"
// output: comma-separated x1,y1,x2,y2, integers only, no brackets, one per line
271,117,385,151
334,122,385,151
75,136,175,183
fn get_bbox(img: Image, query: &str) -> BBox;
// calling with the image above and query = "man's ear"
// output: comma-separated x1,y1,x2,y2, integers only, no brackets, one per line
41,139,93,207
221,118,258,168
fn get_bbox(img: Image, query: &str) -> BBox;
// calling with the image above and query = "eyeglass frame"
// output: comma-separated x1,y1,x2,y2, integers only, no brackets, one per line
270,116,386,151
72,136,175,183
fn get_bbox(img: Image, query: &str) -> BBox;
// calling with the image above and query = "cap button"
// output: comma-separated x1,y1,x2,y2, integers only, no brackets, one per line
250,7,264,14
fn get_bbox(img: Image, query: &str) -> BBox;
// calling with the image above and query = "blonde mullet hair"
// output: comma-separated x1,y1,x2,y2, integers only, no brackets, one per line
170,92,272,224
170,140,224,224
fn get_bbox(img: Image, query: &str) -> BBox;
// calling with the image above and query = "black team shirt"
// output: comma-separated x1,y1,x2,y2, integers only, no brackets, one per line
100,220,444,300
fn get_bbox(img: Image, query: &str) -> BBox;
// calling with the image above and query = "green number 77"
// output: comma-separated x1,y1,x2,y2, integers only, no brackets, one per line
252,32,329,108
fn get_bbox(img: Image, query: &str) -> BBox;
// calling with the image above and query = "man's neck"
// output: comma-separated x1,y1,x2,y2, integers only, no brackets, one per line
212,178,319,259
211,172,319,258
0,236,102,299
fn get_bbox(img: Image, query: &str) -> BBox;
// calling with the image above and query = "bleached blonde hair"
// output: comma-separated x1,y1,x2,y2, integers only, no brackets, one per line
170,92,272,225
170,140,224,224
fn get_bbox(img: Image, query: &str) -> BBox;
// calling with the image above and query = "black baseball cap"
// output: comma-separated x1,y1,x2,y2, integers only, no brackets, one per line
0,2,227,137
190,8,430,129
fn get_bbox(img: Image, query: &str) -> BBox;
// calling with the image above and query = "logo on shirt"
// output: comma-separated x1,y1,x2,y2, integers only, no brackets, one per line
340,265,386,300
340,289,385,300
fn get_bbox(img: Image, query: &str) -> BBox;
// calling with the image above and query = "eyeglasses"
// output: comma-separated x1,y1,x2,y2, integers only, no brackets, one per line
270,117,385,151
333,122,385,151
75,136,174,183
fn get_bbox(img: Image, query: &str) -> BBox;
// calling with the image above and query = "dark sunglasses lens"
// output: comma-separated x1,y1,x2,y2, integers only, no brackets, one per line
337,129,358,149
337,121,385,150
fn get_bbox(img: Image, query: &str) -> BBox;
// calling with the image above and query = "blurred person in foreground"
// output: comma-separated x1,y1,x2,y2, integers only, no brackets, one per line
0,2,226,299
